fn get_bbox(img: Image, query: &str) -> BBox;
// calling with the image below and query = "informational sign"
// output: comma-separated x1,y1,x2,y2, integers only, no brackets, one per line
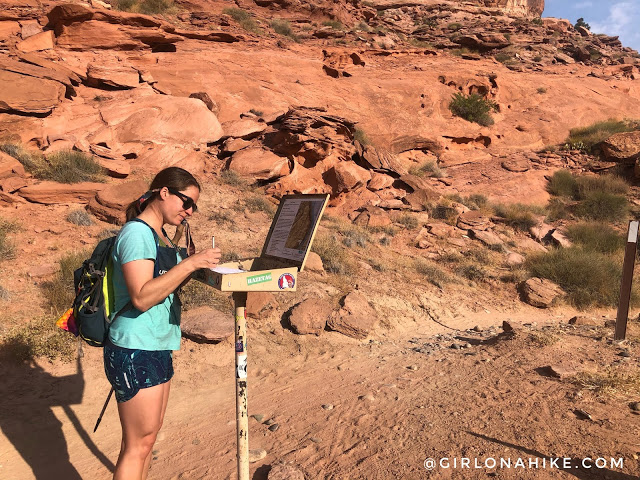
263,196,326,263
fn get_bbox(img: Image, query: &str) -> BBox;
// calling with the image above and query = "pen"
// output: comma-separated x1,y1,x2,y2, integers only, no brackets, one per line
212,236,215,249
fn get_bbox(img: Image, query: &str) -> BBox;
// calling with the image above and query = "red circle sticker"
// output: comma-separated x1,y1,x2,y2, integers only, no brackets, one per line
278,273,295,289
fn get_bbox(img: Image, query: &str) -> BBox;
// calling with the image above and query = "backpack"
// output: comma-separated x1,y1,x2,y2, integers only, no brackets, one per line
56,220,158,347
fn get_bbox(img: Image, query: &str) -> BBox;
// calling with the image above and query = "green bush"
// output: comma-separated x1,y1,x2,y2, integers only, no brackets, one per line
575,191,628,221
495,52,512,63
526,247,628,308
4,147,105,184
449,93,499,126
409,161,444,178
448,22,462,31
271,19,298,41
354,128,370,145
574,174,629,199
322,20,343,30
223,7,262,34
492,203,541,232
546,170,578,197
138,0,171,14
564,119,640,152
565,222,625,253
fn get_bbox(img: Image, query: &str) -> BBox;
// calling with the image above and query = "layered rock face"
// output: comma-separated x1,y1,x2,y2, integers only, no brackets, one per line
479,0,544,16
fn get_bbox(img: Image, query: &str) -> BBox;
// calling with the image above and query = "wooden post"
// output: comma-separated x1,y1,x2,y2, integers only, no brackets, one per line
233,291,249,480
615,221,639,341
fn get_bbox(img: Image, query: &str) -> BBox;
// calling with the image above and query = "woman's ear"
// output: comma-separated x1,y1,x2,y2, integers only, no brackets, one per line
159,186,169,200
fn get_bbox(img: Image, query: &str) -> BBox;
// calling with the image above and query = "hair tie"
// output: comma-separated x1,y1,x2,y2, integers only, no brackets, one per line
138,190,153,206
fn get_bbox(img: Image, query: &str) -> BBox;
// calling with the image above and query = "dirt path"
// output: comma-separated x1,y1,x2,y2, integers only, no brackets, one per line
2,309,639,480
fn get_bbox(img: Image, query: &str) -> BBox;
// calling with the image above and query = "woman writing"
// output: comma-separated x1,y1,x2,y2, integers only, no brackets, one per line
103,167,221,480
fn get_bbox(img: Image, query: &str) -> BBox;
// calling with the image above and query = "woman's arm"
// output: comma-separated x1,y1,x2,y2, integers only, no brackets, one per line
122,248,221,312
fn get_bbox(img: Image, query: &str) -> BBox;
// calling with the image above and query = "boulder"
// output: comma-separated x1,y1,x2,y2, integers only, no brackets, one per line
353,206,392,228
367,171,395,191
56,21,145,50
457,210,491,231
303,251,324,273
16,30,54,52
519,277,564,308
0,56,74,93
21,20,42,39
542,18,572,33
133,145,207,174
99,96,223,145
266,163,331,198
288,298,332,335
0,21,20,39
333,161,371,193
189,91,219,114
180,306,234,343
0,151,26,178
246,291,276,318
17,181,106,204
17,52,82,83
86,64,140,89
505,251,525,266
550,229,571,248
601,131,640,162
221,119,268,140
568,315,598,326
404,188,439,211
0,70,65,114
327,291,377,339
470,229,503,248
46,4,94,27
228,148,289,181
88,179,146,223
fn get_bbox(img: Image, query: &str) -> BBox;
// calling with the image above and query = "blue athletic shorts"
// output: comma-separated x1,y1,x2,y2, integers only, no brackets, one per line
103,343,174,403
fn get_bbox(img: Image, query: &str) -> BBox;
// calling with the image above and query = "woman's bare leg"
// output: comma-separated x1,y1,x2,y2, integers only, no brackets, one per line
113,383,166,480
141,381,171,480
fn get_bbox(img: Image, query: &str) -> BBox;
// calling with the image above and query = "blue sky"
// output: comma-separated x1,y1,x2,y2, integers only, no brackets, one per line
543,0,640,51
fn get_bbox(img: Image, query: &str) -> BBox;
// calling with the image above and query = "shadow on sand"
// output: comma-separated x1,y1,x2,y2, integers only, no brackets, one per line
0,337,114,479
468,431,638,480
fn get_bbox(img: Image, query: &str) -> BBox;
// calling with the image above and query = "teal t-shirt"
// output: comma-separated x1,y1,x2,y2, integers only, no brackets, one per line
108,221,182,351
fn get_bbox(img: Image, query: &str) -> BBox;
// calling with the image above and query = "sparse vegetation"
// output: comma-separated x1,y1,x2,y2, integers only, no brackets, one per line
528,330,559,347
322,20,343,30
114,0,174,14
181,280,233,313
537,87,547,94
531,17,543,26
341,226,370,248
354,128,371,145
41,250,88,317
249,108,264,117
492,203,543,232
575,191,628,222
564,119,640,152
495,52,512,64
244,195,275,215
565,222,625,254
223,8,262,34
574,17,591,31
0,316,76,363
0,218,17,261
397,214,419,230
66,209,94,227
1,146,105,184
409,161,445,178
546,170,578,197
415,259,455,288
449,93,499,126
447,22,462,31
570,369,640,397
526,247,630,309
312,233,358,275
219,170,246,188
271,19,299,41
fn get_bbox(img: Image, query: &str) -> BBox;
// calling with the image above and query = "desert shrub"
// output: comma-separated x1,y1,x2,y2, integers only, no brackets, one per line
312,233,358,275
533,55,543,62
249,108,264,117
367,224,396,237
449,93,499,126
115,0,137,10
66,209,94,226
570,369,640,396
531,17,543,25
528,330,559,347
220,251,241,263
322,20,343,30
244,195,275,215
431,202,459,224
367,258,388,272
564,119,640,152
41,250,89,317
409,39,433,48
0,316,76,363
355,21,370,32
537,87,547,94
495,52,512,63
448,22,462,31
138,0,172,14
526,247,628,309
565,222,625,253
271,19,298,41
354,128,370,145
181,280,233,313
545,198,571,222
223,8,261,34
341,227,370,248
397,213,419,230
574,174,629,199
0,217,17,261
462,194,488,210
457,263,486,281
492,203,543,232
409,161,444,178
415,259,455,288
1,143,42,171
379,236,391,246
219,170,246,187
8,148,105,184
546,170,578,197
575,191,628,222
208,210,235,225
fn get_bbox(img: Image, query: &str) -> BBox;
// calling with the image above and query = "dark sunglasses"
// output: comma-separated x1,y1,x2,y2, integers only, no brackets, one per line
167,187,198,212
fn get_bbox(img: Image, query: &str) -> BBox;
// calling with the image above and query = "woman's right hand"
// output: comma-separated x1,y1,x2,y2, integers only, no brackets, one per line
187,248,222,271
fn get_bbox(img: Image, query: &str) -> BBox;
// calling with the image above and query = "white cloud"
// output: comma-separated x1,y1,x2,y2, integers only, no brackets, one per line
573,1,593,8
590,1,640,50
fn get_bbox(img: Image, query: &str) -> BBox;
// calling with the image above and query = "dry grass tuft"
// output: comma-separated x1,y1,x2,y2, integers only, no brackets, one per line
570,369,640,396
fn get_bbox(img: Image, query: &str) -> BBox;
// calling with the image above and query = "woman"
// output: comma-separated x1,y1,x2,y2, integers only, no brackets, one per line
103,167,221,480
